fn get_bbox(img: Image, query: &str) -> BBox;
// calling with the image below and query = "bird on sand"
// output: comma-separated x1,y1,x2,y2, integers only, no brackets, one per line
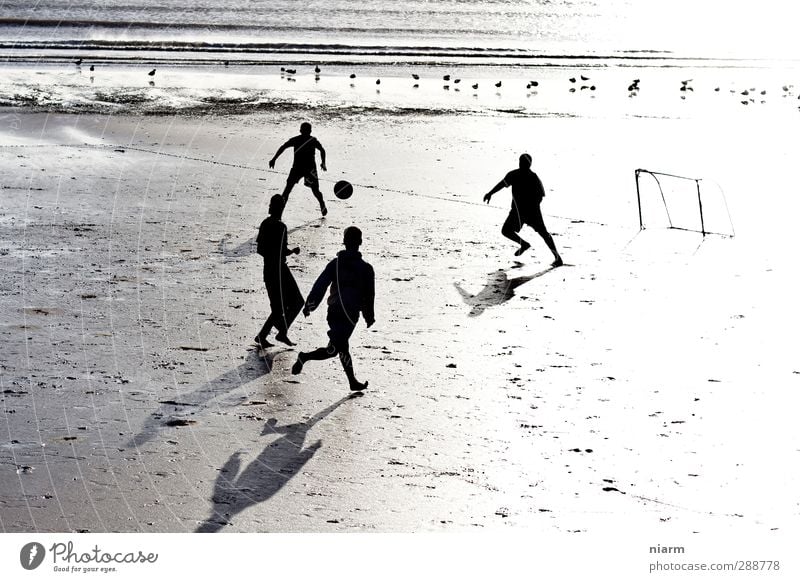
495,81,502,88
148,69,156,76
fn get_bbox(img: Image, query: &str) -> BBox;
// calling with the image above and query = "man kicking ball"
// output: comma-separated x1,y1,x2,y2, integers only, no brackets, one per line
269,121,328,217
291,226,375,392
483,153,563,266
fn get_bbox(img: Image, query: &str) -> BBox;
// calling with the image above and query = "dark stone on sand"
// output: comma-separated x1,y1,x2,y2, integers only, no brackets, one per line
165,419,197,427
602,486,621,492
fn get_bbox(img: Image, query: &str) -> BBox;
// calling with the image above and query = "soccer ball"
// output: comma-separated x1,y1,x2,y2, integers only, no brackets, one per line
334,180,354,200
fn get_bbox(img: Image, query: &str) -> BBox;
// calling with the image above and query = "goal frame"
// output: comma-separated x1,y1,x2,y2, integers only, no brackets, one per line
634,169,734,238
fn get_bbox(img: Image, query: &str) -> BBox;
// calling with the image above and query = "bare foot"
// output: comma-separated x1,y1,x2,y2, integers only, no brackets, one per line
291,357,304,375
514,241,531,257
254,336,274,349
349,380,368,392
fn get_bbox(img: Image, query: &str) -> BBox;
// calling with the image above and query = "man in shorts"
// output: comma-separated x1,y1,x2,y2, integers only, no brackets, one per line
483,153,563,266
269,121,328,217
291,226,375,392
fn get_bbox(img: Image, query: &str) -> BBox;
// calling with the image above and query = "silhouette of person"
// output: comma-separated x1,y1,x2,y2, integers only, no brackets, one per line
291,226,375,391
195,396,355,533
254,195,304,348
269,121,328,217
483,153,563,266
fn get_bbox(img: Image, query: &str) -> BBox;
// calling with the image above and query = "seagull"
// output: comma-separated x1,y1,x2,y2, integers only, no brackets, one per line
89,65,94,72
314,65,321,73
443,74,451,81
569,77,576,83
74,58,82,66
472,83,478,90
581,75,590,81
349,73,356,79
412,73,420,80
148,69,156,76
285,69,296,75
224,60,229,67
530,81,539,87
376,79,381,85
453,79,460,84
495,81,502,88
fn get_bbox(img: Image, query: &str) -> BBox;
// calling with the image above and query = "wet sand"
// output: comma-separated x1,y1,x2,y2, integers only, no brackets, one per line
1,110,799,534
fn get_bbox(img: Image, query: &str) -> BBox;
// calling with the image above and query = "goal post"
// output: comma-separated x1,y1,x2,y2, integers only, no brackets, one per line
634,169,734,238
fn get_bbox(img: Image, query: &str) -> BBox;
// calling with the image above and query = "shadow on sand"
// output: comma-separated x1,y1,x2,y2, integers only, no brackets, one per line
217,235,255,261
126,348,287,449
196,394,360,532
454,266,555,317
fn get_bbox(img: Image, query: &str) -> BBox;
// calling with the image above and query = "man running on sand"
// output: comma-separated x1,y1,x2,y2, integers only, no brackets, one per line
291,226,375,392
254,195,304,348
483,153,563,266
269,121,328,217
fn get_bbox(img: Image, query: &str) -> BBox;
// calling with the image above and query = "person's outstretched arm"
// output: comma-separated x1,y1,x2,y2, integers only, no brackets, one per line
303,260,335,316
269,140,291,169
483,179,507,203
316,141,327,171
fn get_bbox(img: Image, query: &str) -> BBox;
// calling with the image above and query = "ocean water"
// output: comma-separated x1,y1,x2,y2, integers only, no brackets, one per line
0,0,799,114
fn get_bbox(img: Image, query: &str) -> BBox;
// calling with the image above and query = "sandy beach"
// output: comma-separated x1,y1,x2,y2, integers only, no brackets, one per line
1,104,799,536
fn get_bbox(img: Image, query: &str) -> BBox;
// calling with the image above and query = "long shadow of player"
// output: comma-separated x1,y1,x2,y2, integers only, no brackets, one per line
454,266,555,317
126,348,287,449
195,394,359,532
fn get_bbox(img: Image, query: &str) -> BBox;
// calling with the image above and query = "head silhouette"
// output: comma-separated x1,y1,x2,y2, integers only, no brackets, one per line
519,153,532,169
300,122,312,135
268,194,285,217
343,226,362,251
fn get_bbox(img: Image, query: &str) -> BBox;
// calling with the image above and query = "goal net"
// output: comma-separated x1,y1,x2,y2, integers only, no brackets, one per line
634,169,734,237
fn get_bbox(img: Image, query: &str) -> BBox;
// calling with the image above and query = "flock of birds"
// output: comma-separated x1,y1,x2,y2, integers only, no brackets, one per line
74,57,157,85
68,58,799,107
277,65,797,105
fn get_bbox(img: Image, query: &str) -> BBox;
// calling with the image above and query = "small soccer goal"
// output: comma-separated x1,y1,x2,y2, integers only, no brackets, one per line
634,169,735,237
